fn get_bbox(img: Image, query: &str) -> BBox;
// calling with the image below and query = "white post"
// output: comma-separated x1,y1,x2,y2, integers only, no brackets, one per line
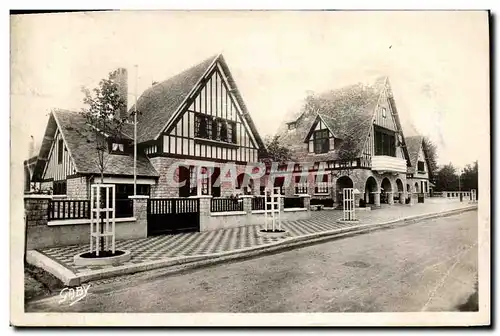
96,185,101,257
90,185,94,254
104,188,109,251
112,184,116,254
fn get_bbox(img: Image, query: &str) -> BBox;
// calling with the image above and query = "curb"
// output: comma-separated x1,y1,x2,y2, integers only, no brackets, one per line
29,205,477,286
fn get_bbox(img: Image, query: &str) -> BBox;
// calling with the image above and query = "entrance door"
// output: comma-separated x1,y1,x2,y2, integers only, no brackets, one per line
179,166,190,197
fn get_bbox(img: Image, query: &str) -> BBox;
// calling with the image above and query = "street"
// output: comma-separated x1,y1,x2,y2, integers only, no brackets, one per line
26,211,478,313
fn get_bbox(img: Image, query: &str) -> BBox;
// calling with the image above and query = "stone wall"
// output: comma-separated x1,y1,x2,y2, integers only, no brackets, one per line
24,196,50,227
24,195,146,249
66,176,89,199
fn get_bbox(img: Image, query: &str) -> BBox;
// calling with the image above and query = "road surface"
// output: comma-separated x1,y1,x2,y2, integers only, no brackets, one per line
26,211,478,312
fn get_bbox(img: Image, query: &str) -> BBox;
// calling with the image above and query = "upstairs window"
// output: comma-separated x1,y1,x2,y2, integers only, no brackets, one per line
374,127,396,157
381,107,387,118
112,143,125,152
313,129,329,154
57,139,63,164
195,113,236,144
418,161,425,172
109,141,126,154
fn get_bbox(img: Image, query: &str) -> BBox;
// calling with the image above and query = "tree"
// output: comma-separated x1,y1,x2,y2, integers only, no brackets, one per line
422,137,438,182
434,163,459,191
461,160,478,194
77,70,136,255
79,69,131,183
260,135,292,164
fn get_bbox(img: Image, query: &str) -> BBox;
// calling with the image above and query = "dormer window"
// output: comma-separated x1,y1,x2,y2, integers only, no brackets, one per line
112,143,124,152
381,107,387,118
313,129,329,154
417,161,425,172
288,122,296,130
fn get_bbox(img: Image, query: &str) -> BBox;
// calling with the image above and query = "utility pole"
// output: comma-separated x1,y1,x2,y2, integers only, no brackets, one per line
133,64,138,196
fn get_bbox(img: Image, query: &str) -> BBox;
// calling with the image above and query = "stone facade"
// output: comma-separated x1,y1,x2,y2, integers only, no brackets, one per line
148,157,181,198
66,176,89,199
149,156,260,198
24,196,50,227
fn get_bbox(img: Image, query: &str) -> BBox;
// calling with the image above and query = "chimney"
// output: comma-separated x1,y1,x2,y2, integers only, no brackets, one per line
111,68,128,120
28,135,34,159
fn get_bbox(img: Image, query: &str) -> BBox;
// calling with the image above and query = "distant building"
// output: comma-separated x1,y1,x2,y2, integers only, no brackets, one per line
273,76,433,207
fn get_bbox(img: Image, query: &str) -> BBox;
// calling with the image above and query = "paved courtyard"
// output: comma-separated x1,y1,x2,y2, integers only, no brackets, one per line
33,199,474,277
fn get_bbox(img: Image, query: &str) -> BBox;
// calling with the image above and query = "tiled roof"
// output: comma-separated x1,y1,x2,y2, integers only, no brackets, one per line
275,77,387,162
33,109,158,179
129,55,218,143
405,135,424,174
128,54,266,150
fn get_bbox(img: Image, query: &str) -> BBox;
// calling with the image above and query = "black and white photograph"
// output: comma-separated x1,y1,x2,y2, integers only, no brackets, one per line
10,10,489,326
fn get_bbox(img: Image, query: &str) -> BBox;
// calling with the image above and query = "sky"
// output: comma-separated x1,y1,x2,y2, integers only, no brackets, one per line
11,11,489,169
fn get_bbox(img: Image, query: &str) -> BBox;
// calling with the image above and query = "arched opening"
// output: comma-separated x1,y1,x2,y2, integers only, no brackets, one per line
414,182,420,193
336,176,353,204
381,178,393,204
395,179,404,203
406,183,411,192
363,176,378,206
237,173,254,195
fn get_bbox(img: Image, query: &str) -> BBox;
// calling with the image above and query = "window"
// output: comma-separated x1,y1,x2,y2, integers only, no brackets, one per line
417,161,425,172
424,181,428,193
374,127,396,157
315,174,329,194
53,180,66,195
295,175,308,194
112,143,125,152
57,139,63,164
313,129,329,154
195,113,236,144
288,122,296,130
381,107,387,118
195,115,208,138
273,177,285,195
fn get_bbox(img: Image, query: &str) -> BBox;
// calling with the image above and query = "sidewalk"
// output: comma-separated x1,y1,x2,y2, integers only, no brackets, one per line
27,199,476,285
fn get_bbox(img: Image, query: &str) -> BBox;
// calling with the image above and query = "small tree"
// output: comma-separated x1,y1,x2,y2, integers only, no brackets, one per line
79,70,130,183
76,70,137,255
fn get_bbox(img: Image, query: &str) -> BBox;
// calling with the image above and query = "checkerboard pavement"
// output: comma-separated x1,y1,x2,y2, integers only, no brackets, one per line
35,201,474,276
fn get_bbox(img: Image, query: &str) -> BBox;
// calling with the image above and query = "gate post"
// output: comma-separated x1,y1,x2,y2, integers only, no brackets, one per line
239,195,253,221
129,195,149,238
196,195,213,232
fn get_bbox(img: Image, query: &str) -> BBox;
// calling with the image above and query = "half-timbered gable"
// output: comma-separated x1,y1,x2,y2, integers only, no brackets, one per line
303,115,336,154
130,54,265,165
42,127,76,182
162,63,260,163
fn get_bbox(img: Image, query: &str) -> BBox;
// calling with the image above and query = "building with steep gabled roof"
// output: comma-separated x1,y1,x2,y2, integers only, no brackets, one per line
273,76,432,208
28,54,267,201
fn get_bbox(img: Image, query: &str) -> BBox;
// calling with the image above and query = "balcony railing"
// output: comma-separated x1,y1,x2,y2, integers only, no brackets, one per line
371,155,407,173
